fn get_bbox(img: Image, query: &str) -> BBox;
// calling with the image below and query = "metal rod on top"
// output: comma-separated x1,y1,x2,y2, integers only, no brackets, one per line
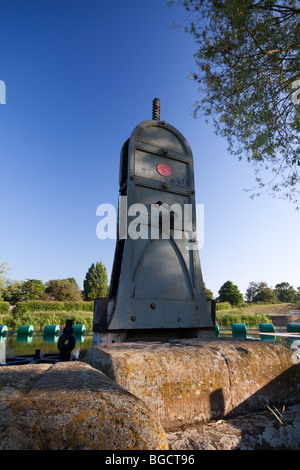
152,98,160,120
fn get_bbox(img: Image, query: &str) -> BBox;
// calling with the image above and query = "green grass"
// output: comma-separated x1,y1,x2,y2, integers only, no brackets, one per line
0,311,93,330
216,312,272,328
215,302,299,328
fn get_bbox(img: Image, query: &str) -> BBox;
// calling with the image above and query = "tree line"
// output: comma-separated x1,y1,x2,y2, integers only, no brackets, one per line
1,261,299,308
205,280,300,307
0,262,109,305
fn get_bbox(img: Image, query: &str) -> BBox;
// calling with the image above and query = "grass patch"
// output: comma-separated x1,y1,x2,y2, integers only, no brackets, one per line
0,311,93,330
216,312,272,328
14,301,94,314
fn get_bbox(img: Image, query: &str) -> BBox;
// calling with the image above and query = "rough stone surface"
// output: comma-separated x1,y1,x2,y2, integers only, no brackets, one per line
0,361,168,450
166,403,300,450
87,338,300,430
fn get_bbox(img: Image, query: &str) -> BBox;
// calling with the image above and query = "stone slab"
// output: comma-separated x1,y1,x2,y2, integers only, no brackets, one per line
0,361,168,450
87,338,300,430
166,403,300,450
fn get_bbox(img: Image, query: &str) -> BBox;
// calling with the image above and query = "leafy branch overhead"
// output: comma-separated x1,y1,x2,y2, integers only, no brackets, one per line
169,0,300,204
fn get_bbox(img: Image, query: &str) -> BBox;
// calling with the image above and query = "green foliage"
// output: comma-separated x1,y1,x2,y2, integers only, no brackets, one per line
45,279,83,302
0,314,15,329
10,301,94,330
14,301,93,314
22,279,46,301
0,301,10,314
275,282,299,302
216,312,272,328
170,0,300,205
3,311,93,330
216,301,232,311
1,280,24,304
203,282,214,300
83,262,109,301
0,275,86,304
218,281,244,306
246,281,279,303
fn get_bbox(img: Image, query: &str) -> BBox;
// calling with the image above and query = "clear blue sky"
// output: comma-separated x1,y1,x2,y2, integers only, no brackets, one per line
0,0,299,298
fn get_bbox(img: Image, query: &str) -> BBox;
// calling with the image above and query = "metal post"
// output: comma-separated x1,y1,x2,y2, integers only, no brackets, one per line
152,98,160,120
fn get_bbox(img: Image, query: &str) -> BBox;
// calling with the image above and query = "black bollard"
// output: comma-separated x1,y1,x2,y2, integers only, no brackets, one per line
57,319,76,362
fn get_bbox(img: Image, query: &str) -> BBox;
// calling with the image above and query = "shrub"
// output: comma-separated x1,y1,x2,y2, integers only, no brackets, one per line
83,262,109,300
216,312,272,328
14,301,94,314
0,314,15,329
0,301,10,314
45,279,83,302
216,302,231,311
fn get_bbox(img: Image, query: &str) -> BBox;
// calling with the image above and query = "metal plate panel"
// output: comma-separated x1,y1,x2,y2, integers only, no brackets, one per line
135,149,190,186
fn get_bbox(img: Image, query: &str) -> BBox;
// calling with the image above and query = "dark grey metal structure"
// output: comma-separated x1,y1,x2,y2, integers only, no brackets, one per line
93,99,215,344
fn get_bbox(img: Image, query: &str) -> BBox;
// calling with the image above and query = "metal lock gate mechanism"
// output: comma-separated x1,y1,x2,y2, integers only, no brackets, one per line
93,99,215,345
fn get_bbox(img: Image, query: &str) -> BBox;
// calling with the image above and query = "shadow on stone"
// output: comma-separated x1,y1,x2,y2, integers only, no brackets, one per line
209,388,225,420
224,364,300,419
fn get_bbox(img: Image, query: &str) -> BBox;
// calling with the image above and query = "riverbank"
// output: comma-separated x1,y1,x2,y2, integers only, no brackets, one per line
0,302,299,331
215,303,300,328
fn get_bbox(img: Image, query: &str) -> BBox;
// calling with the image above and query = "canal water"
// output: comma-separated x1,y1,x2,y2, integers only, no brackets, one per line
0,332,94,364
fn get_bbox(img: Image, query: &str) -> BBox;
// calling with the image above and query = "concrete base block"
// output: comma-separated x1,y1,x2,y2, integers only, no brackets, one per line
87,338,300,430
0,361,168,450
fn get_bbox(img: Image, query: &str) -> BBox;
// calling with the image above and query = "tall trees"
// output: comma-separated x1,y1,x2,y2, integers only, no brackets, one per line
218,280,244,306
169,0,300,205
45,279,83,302
0,260,111,303
21,279,46,301
246,281,279,302
83,262,109,301
2,280,24,304
274,281,299,302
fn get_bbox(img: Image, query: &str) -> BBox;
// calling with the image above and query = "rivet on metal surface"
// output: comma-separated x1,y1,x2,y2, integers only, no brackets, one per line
150,303,156,310
131,315,136,322
152,98,160,120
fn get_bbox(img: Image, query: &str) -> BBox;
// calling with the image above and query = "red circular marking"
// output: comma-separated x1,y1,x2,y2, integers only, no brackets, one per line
157,163,172,177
